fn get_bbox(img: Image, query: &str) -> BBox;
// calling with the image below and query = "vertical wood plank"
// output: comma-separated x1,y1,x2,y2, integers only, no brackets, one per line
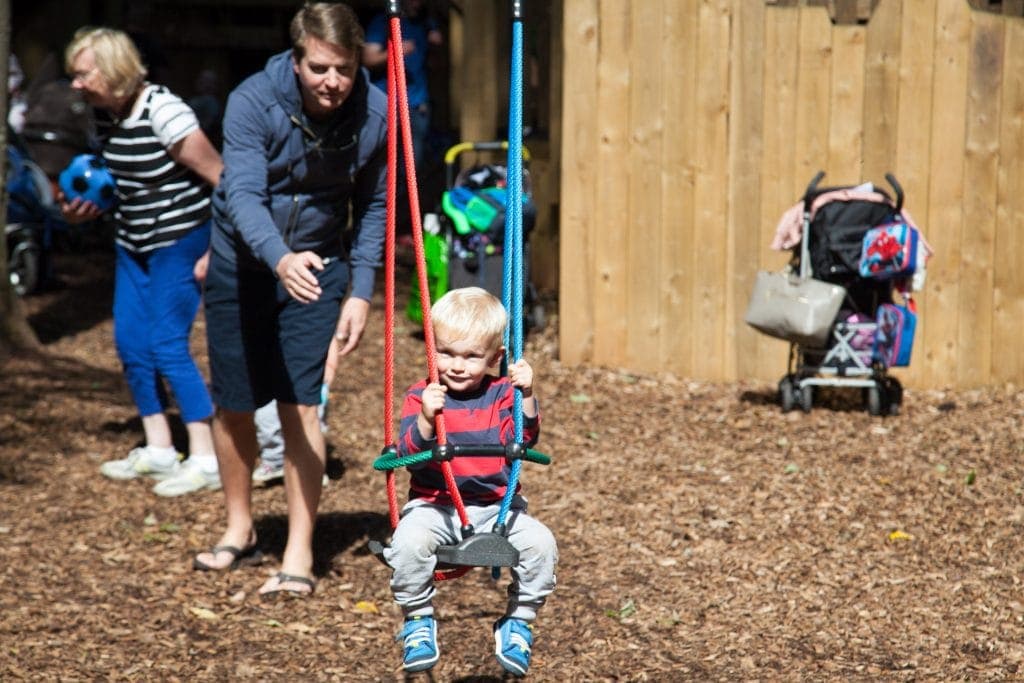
861,0,902,183
922,0,970,386
557,0,600,365
893,0,936,388
659,0,699,374
792,5,833,196
533,0,564,295
727,0,766,379
591,0,632,366
958,12,1003,386
992,17,1024,384
459,2,500,141
448,6,463,131
691,0,731,379
755,3,802,381
826,24,866,184
625,0,664,369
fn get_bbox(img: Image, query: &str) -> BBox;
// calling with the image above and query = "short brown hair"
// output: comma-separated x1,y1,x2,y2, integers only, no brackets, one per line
290,2,364,60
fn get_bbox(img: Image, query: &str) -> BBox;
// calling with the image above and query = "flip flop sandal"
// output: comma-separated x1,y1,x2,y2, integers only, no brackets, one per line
259,572,316,600
193,543,264,571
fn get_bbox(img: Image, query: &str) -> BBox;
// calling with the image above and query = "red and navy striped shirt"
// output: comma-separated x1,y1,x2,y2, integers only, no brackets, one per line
398,375,540,505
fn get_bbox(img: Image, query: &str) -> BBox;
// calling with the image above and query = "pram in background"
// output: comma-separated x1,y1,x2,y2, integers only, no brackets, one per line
762,171,928,415
5,136,66,295
407,140,544,331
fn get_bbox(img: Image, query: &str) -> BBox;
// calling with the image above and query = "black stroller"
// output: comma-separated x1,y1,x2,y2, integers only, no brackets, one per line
773,171,924,415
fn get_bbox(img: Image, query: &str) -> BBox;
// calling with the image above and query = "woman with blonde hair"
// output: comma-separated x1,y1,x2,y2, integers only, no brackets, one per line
62,27,224,497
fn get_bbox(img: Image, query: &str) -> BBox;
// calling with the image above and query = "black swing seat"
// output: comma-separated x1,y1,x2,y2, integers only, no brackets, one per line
435,532,520,567
367,533,520,569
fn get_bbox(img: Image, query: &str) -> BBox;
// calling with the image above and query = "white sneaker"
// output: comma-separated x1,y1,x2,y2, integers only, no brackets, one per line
252,461,284,485
152,460,222,497
100,446,181,481
252,462,328,487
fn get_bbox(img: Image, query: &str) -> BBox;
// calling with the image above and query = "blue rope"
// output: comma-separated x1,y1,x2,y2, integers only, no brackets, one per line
496,6,525,536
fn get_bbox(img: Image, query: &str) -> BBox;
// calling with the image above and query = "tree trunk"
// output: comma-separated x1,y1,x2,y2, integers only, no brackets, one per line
0,0,42,358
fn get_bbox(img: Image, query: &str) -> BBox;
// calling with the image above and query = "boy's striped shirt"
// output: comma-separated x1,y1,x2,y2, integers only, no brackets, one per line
398,375,540,505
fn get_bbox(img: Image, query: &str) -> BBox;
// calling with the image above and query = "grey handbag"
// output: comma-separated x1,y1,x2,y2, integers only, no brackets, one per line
744,270,846,348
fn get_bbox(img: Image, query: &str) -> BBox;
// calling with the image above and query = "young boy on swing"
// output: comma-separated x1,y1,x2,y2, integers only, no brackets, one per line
385,286,558,676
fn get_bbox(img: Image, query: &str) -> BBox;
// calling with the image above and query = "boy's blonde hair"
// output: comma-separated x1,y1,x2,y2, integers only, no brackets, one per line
65,27,146,99
431,287,507,351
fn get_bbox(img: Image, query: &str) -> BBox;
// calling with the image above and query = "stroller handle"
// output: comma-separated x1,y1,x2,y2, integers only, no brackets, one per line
444,141,532,190
803,170,905,214
884,173,904,213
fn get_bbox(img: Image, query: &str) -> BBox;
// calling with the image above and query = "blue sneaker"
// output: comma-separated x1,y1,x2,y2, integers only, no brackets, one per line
494,617,533,676
398,616,439,672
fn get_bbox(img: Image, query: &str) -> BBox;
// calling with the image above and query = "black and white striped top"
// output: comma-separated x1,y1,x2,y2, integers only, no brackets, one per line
100,84,212,254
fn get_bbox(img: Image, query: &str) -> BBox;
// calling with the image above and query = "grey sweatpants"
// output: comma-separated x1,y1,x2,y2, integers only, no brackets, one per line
254,396,328,470
383,496,558,622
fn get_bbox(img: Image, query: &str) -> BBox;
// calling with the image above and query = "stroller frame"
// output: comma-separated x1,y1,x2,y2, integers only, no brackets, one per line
778,171,905,416
435,140,544,330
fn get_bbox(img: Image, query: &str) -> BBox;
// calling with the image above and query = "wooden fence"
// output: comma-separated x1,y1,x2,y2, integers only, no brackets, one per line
558,0,1024,389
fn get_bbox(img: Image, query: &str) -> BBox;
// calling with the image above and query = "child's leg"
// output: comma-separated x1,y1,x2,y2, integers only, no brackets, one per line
498,505,558,622
384,500,460,617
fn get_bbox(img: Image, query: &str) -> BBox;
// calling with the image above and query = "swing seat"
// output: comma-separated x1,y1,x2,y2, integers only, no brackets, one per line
435,532,520,568
367,534,519,569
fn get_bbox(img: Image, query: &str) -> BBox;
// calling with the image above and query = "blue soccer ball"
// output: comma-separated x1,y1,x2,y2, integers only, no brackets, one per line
59,154,117,211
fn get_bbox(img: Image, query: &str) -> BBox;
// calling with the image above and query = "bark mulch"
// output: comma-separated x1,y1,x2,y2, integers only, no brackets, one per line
2,245,1023,681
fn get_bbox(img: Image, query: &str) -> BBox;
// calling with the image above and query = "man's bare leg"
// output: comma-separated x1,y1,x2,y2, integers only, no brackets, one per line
258,401,324,593
193,408,259,569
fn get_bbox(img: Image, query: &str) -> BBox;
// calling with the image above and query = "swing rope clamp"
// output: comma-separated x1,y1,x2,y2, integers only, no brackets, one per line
433,444,455,462
379,444,398,457
505,442,524,462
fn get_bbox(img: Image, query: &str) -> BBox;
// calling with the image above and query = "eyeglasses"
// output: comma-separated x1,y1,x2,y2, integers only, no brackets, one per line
70,67,98,83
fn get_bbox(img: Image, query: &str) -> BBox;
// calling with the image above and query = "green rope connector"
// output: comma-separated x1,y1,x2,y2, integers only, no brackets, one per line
373,446,551,471
521,449,551,465
373,449,435,471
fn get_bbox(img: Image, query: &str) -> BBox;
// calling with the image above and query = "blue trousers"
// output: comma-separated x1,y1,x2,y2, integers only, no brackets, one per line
113,223,213,423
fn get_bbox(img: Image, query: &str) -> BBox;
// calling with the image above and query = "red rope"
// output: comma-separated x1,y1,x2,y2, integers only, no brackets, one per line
383,41,400,529
385,16,470,581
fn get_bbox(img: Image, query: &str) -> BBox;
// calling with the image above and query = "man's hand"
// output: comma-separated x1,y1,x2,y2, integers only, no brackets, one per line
275,251,324,303
334,297,370,356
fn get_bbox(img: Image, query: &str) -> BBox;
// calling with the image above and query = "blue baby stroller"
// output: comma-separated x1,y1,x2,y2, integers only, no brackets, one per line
5,138,64,295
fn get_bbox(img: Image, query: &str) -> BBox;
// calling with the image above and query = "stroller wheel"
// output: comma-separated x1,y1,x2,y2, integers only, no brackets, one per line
528,303,546,331
7,231,41,296
797,383,813,413
883,377,902,416
865,384,882,416
778,375,795,412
